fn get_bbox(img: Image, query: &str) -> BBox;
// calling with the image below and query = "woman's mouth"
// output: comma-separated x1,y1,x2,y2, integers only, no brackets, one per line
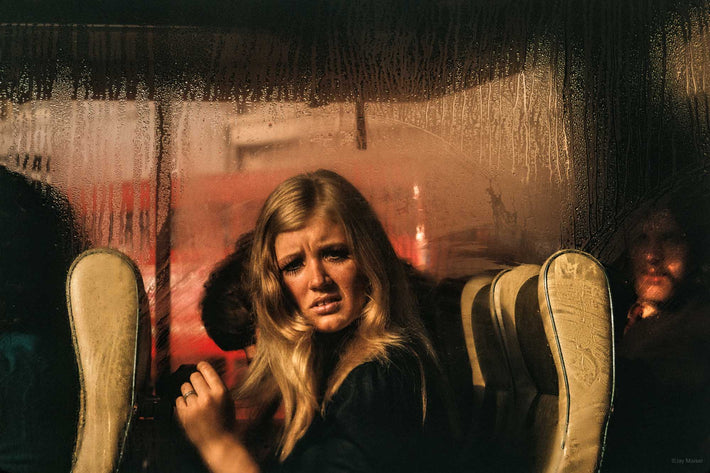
311,296,342,315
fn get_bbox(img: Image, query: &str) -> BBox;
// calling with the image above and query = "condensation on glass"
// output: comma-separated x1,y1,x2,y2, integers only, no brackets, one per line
1,2,708,380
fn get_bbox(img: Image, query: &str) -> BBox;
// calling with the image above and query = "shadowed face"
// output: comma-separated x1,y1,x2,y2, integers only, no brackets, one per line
630,209,689,304
274,215,367,333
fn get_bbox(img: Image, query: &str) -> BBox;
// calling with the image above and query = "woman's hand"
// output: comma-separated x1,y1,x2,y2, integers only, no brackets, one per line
175,361,234,449
175,361,259,473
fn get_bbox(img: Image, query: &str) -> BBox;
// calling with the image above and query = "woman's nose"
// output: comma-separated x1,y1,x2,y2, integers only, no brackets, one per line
308,260,330,289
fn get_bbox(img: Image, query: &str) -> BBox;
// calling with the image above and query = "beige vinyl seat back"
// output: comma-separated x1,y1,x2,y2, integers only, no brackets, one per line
460,251,614,473
489,265,541,447
460,273,513,444
535,249,615,473
491,263,562,472
66,248,152,473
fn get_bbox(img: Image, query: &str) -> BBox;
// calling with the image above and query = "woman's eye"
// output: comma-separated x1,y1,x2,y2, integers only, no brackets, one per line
323,247,350,262
280,259,304,275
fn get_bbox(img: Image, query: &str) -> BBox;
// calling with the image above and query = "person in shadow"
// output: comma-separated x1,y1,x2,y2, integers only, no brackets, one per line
0,166,86,473
604,186,710,472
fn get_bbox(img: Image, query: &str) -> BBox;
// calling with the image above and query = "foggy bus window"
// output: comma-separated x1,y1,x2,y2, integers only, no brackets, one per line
1,2,709,455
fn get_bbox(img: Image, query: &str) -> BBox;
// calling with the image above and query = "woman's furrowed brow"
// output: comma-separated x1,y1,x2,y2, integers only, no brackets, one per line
319,240,349,250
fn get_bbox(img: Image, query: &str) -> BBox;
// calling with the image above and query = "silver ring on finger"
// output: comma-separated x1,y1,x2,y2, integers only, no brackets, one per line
183,390,197,400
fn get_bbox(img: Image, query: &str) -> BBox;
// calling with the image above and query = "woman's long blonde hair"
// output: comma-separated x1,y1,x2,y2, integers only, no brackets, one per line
237,169,434,460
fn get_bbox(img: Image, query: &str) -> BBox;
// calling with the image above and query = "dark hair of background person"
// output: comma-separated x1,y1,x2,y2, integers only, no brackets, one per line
0,165,87,473
200,231,256,352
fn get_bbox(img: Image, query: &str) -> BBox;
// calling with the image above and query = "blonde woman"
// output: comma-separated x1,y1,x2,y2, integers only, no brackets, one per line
176,170,454,473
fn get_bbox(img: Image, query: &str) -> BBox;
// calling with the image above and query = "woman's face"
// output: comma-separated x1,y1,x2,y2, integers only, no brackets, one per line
630,209,689,304
274,215,367,333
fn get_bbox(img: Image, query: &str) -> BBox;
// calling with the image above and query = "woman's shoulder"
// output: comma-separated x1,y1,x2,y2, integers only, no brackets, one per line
342,345,427,391
331,346,417,398
327,343,442,428
317,344,456,473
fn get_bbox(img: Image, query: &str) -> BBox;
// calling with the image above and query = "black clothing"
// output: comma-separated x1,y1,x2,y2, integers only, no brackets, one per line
0,332,78,473
269,347,456,473
0,167,83,473
604,292,710,472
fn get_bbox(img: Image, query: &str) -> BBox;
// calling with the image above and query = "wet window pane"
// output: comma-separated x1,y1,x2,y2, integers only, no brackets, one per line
1,2,709,387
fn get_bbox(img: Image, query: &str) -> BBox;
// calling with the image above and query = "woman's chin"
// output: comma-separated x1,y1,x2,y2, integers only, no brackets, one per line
309,314,356,333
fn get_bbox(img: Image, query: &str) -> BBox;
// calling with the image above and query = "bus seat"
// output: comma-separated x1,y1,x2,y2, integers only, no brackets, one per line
66,248,151,473
430,278,475,432
459,251,614,473
535,249,614,473
460,274,494,411
492,262,561,472
490,265,541,455
460,272,513,454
